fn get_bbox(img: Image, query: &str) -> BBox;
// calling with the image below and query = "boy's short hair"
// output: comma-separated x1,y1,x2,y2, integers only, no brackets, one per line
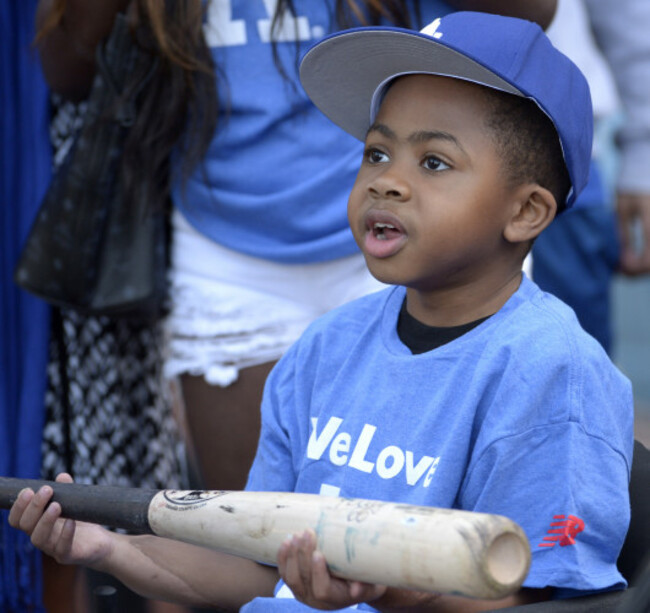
481,88,572,212
300,11,592,211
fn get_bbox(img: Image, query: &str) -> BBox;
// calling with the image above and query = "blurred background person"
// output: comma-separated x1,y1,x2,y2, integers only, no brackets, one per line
531,0,650,447
30,1,217,611
532,0,622,354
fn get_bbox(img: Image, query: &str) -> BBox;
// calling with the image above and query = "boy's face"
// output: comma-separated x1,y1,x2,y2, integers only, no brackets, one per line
348,74,523,295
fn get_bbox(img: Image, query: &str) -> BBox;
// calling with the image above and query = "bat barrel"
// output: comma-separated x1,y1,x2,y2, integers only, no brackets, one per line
148,490,532,599
0,477,156,534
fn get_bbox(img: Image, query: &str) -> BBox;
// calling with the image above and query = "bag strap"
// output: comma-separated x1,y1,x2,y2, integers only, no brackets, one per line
52,308,75,476
94,15,159,127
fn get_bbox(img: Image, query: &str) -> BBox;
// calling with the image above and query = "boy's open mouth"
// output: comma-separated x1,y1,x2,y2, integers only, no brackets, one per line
373,222,402,241
363,212,407,258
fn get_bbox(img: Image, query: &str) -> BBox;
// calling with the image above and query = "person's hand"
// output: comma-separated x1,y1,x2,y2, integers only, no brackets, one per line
277,530,443,611
8,473,115,569
277,529,387,610
617,191,650,276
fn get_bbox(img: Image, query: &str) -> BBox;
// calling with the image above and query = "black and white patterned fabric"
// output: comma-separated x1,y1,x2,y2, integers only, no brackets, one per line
40,97,182,492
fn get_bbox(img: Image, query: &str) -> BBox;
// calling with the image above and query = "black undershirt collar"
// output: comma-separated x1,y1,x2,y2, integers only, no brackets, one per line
397,299,491,354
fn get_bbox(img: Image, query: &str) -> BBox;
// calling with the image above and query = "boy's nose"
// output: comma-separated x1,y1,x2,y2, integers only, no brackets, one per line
368,170,411,201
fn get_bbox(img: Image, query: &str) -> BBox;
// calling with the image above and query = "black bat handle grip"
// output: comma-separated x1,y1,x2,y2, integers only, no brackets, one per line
0,477,157,534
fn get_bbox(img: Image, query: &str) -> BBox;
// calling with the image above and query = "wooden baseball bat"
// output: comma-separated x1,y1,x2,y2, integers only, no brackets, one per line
0,477,530,599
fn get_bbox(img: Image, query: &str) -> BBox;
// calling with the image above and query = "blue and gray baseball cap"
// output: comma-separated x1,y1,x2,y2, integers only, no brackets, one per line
300,11,593,209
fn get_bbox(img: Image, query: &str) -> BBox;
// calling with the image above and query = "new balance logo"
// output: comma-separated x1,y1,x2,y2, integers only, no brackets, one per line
538,514,585,548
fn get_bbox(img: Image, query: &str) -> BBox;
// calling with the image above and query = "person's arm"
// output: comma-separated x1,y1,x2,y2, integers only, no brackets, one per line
9,474,278,609
443,1,557,29
34,0,130,100
277,529,551,612
586,0,650,275
100,534,277,608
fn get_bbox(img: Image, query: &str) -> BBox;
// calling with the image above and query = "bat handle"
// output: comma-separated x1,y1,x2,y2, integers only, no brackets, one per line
0,477,157,534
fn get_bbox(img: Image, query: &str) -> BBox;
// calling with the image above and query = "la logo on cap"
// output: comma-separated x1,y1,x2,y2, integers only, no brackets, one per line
421,18,443,39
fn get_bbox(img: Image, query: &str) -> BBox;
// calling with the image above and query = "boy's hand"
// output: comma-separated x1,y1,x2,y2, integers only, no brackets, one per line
278,530,447,611
277,529,387,610
8,473,115,569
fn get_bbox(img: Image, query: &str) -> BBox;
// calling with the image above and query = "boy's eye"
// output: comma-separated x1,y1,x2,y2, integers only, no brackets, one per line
422,155,450,172
365,148,389,164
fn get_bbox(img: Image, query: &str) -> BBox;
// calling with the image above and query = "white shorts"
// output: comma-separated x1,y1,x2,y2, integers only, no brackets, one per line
164,210,385,387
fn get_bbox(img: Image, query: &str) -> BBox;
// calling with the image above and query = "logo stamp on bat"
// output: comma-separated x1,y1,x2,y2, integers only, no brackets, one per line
162,489,226,509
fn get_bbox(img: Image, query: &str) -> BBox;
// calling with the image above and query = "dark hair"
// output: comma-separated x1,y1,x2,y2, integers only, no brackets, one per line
269,1,421,80
481,88,571,213
121,0,217,210
36,0,218,212
271,0,420,30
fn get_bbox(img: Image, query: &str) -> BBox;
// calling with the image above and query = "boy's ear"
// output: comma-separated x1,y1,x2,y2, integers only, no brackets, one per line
504,184,557,244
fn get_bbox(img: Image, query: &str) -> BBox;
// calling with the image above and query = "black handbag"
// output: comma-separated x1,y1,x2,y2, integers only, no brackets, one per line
14,14,167,320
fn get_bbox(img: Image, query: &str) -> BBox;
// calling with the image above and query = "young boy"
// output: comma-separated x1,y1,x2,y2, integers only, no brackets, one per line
9,11,633,612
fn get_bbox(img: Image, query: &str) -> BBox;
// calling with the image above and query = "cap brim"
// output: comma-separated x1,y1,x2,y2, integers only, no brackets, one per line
300,27,523,142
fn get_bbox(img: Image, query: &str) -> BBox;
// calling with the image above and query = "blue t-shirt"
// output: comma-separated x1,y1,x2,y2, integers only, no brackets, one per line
242,276,633,611
173,0,451,263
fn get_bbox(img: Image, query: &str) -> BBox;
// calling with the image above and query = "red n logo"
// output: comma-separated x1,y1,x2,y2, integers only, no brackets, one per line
539,514,585,548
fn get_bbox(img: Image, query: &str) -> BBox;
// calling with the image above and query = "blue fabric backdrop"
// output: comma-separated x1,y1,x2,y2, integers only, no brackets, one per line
1,0,51,609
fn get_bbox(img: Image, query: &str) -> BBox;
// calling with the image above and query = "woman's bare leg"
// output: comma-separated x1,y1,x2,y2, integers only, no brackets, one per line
42,557,87,612
180,361,276,491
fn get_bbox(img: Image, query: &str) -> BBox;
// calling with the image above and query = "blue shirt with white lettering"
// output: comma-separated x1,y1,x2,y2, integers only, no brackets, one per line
173,0,452,263
243,276,633,611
